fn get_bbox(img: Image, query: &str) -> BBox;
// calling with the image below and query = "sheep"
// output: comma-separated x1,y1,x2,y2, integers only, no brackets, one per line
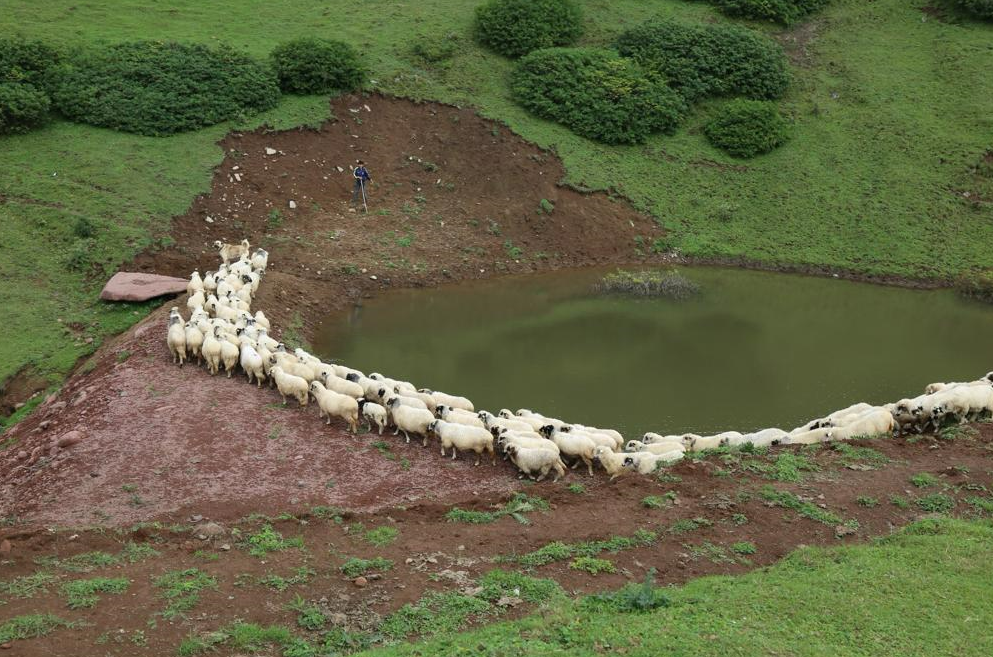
184,322,204,364
219,334,240,377
931,384,993,424
574,425,624,450
319,372,364,399
382,393,429,413
737,428,789,448
271,365,309,406
310,381,360,433
187,271,204,296
254,310,271,331
397,387,436,412
683,433,723,452
479,410,533,434
215,239,250,265
387,398,436,445
203,270,218,293
557,425,616,451
422,389,473,412
505,444,566,482
623,450,683,475
495,431,559,457
251,248,269,271
827,408,895,441
201,328,223,375
715,431,745,447
540,425,595,475
624,439,685,455
435,405,486,428
497,409,547,432
785,427,832,445
270,352,316,382
239,339,266,387
592,445,629,480
428,420,495,466
166,317,186,366
357,398,388,435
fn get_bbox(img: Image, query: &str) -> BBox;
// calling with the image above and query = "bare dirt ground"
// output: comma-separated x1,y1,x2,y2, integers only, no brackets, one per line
2,94,992,655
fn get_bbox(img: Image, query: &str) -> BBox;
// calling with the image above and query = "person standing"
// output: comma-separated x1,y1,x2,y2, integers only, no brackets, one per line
352,160,371,206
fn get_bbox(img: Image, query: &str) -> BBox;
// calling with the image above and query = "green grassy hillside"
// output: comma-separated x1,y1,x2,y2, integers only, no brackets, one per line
1,0,991,387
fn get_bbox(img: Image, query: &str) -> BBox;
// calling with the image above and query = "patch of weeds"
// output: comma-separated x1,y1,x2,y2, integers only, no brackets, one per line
120,541,160,563
267,208,283,228
395,232,414,247
477,569,562,604
309,505,345,523
513,530,657,568
380,592,492,640
759,486,843,525
363,526,399,547
965,496,993,515
832,442,890,468
938,425,976,441
657,472,682,483
340,557,394,579
731,541,757,555
35,551,119,573
244,524,304,557
730,513,749,525
193,550,220,562
341,264,360,275
915,494,956,514
178,622,301,656
372,440,397,461
569,556,616,575
0,572,56,599
486,219,501,236
567,483,586,494
668,517,713,534
503,240,523,259
267,425,282,440
116,349,131,362
538,198,554,214
685,541,736,564
770,452,819,482
121,483,138,493
446,493,549,525
258,566,316,592
153,568,218,620
856,495,879,508
60,577,129,609
286,594,327,631
0,614,75,644
641,495,669,509
584,569,670,613
910,472,940,488
890,495,911,509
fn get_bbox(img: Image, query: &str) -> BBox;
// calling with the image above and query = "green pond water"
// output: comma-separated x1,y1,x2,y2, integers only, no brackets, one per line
314,267,993,437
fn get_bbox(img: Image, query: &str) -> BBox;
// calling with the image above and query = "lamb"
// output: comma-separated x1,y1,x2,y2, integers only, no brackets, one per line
785,427,832,445
271,365,309,406
319,372,364,399
428,420,495,466
184,322,204,364
624,439,685,455
623,450,683,475
186,290,206,313
436,405,486,428
505,444,566,482
219,334,240,377
592,445,629,480
422,389,473,412
737,428,789,448
239,339,266,387
387,399,436,445
479,410,534,434
215,239,250,265
357,398,388,435
683,434,723,452
187,271,204,296
166,317,186,366
201,328,223,375
827,408,895,441
310,381,360,433
540,425,595,475
254,310,271,331
251,248,269,272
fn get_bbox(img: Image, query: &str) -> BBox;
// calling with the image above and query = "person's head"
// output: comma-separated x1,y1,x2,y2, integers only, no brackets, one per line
357,160,365,166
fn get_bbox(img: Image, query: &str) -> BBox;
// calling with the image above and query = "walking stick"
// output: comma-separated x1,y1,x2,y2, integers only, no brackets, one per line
359,177,368,214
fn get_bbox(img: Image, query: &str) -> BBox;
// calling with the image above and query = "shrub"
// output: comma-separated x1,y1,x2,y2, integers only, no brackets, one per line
412,35,459,64
270,38,365,95
50,41,280,136
0,37,60,86
712,0,829,25
475,0,583,58
512,48,686,145
615,20,789,102
955,268,993,304
704,100,790,158
0,82,50,134
956,0,993,18
594,269,700,299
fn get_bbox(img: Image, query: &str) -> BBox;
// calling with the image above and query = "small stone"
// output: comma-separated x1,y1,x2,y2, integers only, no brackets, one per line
369,275,377,280
0,539,12,554
330,613,348,626
57,430,85,448
205,216,214,224
1,641,12,649
38,420,51,430
835,524,857,538
496,596,522,608
265,147,277,155
193,522,226,539
190,515,203,523
16,451,28,461
69,534,79,541
289,200,297,209
353,576,368,587
336,166,344,173
219,543,231,551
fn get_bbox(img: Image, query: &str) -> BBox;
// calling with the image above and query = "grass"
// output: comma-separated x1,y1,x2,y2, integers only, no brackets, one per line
856,495,880,508
569,556,617,575
379,591,492,640
0,614,74,644
362,526,399,547
3,0,992,413
759,486,844,526
832,442,890,468
477,569,563,604
153,568,218,620
0,571,56,600
60,576,129,609
286,594,327,631
911,472,941,488
669,517,713,534
243,523,305,557
340,557,395,579
34,550,119,573
178,622,306,656
731,541,757,555
355,518,993,656
916,493,956,514
508,529,657,569
256,566,316,591
445,493,549,525
594,269,700,299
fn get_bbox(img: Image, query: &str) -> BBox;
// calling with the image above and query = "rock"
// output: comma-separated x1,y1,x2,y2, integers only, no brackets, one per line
45,401,67,416
329,613,348,626
353,576,368,588
265,147,277,155
38,420,51,430
190,515,203,523
100,272,189,302
28,445,45,463
0,539,11,554
835,524,857,538
47,445,60,457
0,641,11,649
846,463,874,471
193,522,226,539
496,596,523,608
16,451,28,461
205,216,214,224
288,200,297,209
219,543,231,551
57,430,84,448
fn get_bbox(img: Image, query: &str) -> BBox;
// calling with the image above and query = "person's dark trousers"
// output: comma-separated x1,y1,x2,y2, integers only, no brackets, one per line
352,179,365,202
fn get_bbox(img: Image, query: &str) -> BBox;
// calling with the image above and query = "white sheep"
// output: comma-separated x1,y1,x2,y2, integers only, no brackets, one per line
737,428,789,448
219,335,240,377
592,445,629,480
310,381,360,432
251,248,269,272
271,365,309,406
239,339,266,387
187,271,204,296
319,372,364,399
540,425,595,475
479,410,533,433
270,352,316,382
683,434,723,452
383,393,429,413
184,322,204,364
201,328,223,375
495,431,559,457
215,238,250,265
428,420,494,466
387,399,436,445
397,388,436,412
254,310,271,331
786,427,832,445
623,450,683,474
505,444,566,482
624,439,685,455
827,408,895,441
437,405,486,428
358,398,388,435
166,317,186,366
424,389,474,413
186,290,206,313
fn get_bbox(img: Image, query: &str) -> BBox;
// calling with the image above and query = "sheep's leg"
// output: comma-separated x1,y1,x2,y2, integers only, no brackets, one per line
402,430,410,444
569,458,579,470
440,445,446,457
451,447,458,461
474,452,481,467
584,456,594,476
377,423,384,435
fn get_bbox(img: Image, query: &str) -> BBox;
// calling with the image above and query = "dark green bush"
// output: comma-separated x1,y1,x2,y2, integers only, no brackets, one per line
50,41,280,136
704,99,790,158
615,20,789,103
956,0,993,19
712,0,829,25
0,82,50,134
0,37,60,86
955,269,993,304
512,48,686,144
475,0,583,58
270,38,366,94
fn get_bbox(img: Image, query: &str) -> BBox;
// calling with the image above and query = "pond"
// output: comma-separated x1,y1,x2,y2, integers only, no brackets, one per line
313,267,993,438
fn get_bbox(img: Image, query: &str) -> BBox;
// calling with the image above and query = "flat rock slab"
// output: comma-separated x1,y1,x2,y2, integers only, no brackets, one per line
100,272,188,302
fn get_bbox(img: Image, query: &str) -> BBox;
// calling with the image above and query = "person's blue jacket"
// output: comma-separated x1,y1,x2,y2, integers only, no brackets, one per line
354,166,370,181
